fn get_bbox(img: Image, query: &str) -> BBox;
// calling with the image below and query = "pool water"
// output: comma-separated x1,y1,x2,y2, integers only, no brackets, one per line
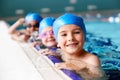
84,21,120,79
7,20,120,79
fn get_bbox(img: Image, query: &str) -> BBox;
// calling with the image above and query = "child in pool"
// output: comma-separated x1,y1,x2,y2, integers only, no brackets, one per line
53,13,107,80
33,17,60,55
8,12,42,42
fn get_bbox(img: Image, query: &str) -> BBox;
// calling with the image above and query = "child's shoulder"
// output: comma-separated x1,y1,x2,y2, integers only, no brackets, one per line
85,52,100,66
86,52,99,61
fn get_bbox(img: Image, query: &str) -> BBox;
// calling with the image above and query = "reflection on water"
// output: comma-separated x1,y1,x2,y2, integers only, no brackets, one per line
84,21,120,79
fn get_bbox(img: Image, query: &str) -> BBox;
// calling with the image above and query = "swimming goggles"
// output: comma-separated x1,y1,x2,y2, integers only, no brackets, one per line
27,22,39,28
39,30,54,38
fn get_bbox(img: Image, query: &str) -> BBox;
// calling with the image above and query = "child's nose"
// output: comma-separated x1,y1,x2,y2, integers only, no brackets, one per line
30,26,36,31
67,33,74,41
47,33,53,38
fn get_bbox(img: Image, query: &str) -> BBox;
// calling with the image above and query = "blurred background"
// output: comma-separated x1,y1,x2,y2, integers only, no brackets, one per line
0,0,120,21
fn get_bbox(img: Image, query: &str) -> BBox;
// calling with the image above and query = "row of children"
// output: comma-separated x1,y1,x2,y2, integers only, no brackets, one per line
8,12,107,80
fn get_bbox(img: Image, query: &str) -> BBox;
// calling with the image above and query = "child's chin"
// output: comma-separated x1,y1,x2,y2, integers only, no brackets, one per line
67,51,77,55
66,48,78,53
47,43,56,47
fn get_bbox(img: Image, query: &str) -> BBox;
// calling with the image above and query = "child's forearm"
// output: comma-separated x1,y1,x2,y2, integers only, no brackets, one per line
76,65,107,80
8,18,25,34
68,60,107,80
8,22,21,34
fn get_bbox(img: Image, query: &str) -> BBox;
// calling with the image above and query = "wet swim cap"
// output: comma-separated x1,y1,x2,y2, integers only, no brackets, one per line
25,13,43,23
39,17,55,34
53,13,86,41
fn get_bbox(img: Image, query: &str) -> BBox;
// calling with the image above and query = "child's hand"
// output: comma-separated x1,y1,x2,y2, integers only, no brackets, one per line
17,18,25,25
55,59,88,71
32,41,42,47
55,62,80,70
38,49,54,55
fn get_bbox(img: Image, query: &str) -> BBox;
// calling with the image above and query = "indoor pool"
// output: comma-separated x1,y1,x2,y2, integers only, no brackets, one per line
84,20,120,79
7,19,120,79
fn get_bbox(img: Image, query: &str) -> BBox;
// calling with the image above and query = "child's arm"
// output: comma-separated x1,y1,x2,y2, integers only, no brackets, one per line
38,48,61,57
55,60,86,71
8,18,25,34
76,64,107,80
55,60,107,80
11,30,30,42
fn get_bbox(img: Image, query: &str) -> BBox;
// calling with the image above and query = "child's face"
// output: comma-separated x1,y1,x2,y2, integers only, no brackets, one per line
57,24,85,55
41,27,57,47
26,20,39,33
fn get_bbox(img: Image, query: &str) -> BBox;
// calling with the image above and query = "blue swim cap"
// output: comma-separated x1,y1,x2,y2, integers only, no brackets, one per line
25,12,43,23
39,17,55,34
53,13,86,41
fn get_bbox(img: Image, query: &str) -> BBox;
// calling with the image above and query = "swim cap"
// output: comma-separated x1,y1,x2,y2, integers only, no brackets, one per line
39,17,55,34
53,13,86,41
25,12,43,23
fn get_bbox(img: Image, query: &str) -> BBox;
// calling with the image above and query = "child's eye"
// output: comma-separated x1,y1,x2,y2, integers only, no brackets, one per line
42,33,47,37
74,31,80,34
61,33,67,36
